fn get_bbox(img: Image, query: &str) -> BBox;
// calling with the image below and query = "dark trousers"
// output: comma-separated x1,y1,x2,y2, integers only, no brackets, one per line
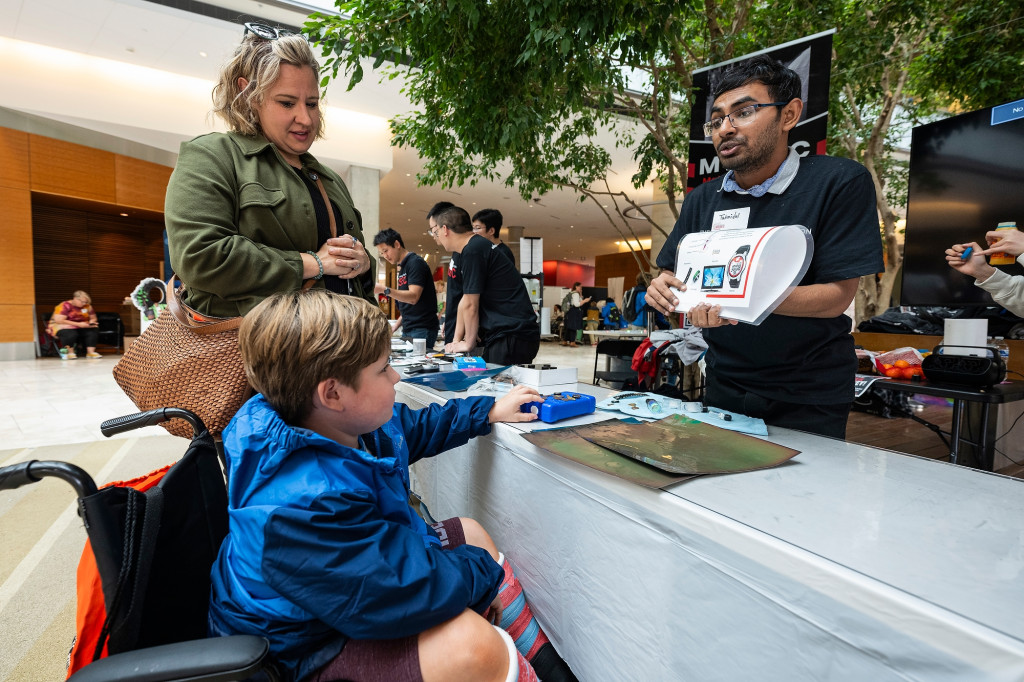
484,334,540,366
706,371,851,439
55,327,99,350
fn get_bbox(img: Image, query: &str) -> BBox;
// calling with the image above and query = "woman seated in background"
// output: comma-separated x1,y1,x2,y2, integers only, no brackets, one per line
165,22,375,317
48,290,101,359
551,303,564,337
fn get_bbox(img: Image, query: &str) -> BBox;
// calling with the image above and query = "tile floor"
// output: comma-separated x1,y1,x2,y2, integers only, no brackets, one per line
0,340,602,450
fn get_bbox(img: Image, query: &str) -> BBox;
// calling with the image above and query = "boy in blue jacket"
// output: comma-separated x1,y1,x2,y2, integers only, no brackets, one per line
209,290,578,682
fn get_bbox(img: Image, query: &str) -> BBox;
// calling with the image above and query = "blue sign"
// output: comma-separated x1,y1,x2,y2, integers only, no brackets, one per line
992,99,1024,126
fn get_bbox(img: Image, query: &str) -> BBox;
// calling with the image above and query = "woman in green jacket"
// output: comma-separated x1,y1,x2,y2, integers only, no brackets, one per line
165,23,375,318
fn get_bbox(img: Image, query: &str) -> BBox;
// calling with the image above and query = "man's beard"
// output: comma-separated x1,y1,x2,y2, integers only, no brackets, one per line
718,121,781,175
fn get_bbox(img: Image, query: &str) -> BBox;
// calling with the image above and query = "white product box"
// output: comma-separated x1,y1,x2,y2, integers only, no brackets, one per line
509,364,578,391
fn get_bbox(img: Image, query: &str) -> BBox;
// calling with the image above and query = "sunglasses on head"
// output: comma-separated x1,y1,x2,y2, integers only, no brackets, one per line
243,22,297,41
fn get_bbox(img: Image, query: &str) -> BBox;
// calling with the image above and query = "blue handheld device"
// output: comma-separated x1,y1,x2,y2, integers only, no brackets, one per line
520,392,597,422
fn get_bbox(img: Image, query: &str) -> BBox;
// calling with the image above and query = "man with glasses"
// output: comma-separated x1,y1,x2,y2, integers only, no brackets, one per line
646,55,883,439
427,201,460,345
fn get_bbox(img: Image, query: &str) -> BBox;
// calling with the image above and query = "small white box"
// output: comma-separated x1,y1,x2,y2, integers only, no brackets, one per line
526,382,580,395
509,364,578,391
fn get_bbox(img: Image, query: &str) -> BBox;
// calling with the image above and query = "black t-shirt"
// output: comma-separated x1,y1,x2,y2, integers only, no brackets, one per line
493,241,515,265
459,234,539,342
293,166,374,300
656,155,884,404
396,252,437,332
444,252,462,345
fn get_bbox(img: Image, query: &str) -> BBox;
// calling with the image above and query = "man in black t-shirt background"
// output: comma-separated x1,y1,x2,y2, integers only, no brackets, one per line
646,55,884,438
471,208,516,265
434,205,540,364
426,201,460,345
373,228,439,349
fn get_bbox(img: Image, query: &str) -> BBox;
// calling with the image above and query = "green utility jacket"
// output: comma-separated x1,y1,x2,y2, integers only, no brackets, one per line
165,132,375,317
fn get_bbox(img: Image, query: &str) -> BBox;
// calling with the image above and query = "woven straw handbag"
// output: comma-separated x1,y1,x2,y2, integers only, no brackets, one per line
113,278,249,438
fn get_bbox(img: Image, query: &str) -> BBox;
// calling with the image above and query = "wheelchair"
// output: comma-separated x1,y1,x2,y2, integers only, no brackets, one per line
0,408,277,682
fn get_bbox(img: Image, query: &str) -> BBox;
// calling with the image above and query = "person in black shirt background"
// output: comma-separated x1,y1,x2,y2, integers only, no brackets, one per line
427,201,460,345
435,206,540,364
373,228,440,349
472,208,516,265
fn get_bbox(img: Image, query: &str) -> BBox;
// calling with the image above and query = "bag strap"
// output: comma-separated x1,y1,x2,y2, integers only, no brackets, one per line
313,174,338,239
109,485,163,652
165,277,242,335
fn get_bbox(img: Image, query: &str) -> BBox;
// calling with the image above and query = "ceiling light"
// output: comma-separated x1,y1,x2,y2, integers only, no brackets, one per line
199,51,207,58
119,212,128,217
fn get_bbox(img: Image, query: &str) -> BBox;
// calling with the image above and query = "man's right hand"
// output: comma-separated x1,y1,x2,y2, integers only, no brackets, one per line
946,242,996,282
646,271,684,315
686,303,738,328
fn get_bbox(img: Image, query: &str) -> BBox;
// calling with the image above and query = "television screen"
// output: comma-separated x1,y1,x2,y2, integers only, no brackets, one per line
900,98,1024,306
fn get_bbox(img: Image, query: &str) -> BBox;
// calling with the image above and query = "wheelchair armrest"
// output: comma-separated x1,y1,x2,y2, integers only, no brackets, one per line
68,635,271,682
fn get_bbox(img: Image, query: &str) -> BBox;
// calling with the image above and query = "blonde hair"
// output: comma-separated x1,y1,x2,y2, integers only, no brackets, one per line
72,290,91,305
239,290,391,425
211,33,326,140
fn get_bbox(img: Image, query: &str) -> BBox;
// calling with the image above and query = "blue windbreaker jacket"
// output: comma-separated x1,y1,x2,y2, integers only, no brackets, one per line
208,394,503,681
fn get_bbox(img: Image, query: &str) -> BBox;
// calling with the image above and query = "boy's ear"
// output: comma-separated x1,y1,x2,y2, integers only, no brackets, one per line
314,377,348,412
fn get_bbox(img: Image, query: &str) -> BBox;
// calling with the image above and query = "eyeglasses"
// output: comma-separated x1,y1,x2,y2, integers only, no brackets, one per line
703,102,788,137
428,226,440,238
243,22,297,41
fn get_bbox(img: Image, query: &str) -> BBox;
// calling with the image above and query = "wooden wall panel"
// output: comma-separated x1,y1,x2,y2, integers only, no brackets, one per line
0,128,30,190
0,127,174,348
86,215,166,310
594,250,651,288
33,206,90,313
0,187,34,305
28,135,116,202
33,205,165,314
115,156,173,213
0,305,35,343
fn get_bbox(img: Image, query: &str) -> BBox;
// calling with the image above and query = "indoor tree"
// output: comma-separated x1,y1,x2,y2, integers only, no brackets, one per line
307,0,1024,321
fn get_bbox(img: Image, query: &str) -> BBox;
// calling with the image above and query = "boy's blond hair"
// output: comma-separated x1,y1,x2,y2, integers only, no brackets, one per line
239,290,391,424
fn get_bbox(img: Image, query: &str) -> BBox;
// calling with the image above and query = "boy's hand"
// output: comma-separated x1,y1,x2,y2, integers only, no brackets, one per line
484,595,504,625
488,384,542,423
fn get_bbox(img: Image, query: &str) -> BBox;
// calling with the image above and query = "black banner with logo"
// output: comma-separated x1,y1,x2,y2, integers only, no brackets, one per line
687,30,835,192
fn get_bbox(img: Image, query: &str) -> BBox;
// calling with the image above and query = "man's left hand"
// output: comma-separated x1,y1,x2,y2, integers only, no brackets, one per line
445,340,473,354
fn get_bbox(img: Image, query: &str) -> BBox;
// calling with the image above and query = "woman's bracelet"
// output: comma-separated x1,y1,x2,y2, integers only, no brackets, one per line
306,251,324,280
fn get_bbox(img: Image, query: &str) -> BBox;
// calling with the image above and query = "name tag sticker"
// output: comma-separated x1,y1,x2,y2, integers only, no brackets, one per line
711,207,750,232
992,99,1024,126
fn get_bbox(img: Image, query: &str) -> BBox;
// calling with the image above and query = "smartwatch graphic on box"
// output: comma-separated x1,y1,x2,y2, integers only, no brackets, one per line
727,244,750,288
